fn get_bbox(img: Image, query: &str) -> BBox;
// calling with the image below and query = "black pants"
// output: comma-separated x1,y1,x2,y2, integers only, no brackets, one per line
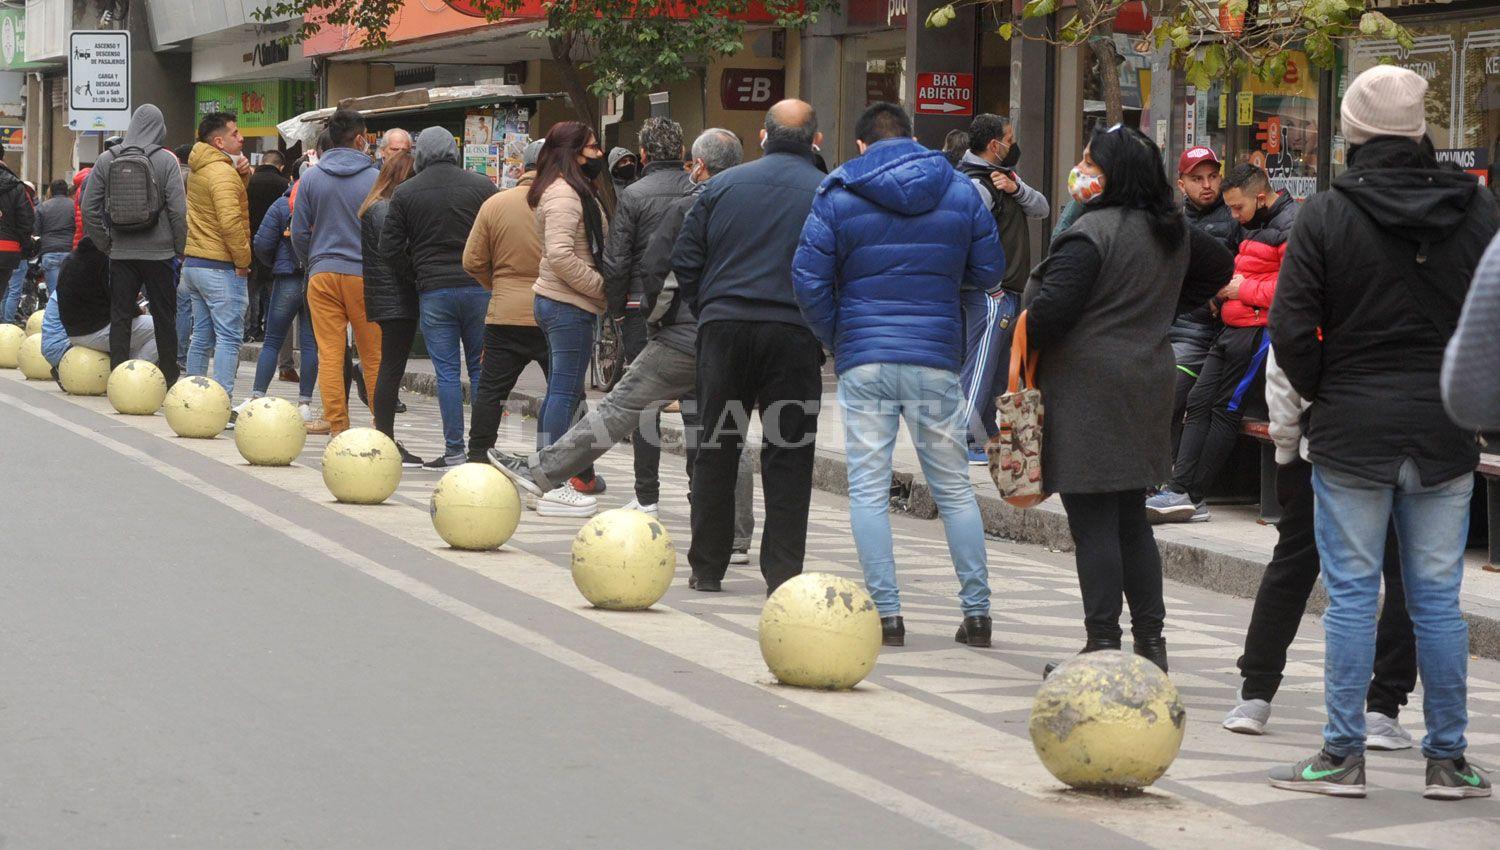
246,260,271,340
1236,460,1417,715
1058,490,1166,644
372,318,417,439
1171,325,1267,500
109,259,179,385
619,308,661,503
689,320,821,591
468,324,550,461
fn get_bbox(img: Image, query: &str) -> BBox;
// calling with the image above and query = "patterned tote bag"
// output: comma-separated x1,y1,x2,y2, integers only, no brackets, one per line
989,309,1047,508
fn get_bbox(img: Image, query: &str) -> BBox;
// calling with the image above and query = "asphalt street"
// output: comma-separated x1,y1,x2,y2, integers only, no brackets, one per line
2,365,1499,849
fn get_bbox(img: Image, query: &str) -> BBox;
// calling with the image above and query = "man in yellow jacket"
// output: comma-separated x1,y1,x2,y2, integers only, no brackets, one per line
183,111,253,418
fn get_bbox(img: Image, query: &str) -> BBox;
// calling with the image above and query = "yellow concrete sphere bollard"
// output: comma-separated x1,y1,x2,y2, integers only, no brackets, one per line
430,463,522,550
58,347,111,395
1029,651,1186,791
322,427,402,504
107,360,168,415
234,397,307,466
163,376,231,438
17,333,51,380
24,309,43,337
759,573,882,690
0,323,24,367
569,508,676,610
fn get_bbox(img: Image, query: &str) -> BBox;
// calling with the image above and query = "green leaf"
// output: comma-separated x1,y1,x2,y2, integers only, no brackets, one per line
1358,12,1380,36
925,4,955,29
998,22,1014,41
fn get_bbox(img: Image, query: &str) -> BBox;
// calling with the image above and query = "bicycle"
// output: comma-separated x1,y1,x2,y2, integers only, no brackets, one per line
590,313,625,391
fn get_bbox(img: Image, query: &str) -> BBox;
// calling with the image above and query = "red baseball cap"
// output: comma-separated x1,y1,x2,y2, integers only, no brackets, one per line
1177,146,1221,175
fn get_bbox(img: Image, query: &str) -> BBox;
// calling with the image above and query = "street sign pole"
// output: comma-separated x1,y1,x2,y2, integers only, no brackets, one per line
68,30,131,132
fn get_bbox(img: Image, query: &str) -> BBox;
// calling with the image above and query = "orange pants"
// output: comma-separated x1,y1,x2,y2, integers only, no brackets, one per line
307,272,382,434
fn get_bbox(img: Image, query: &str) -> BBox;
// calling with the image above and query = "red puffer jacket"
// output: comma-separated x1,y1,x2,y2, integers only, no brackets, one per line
72,168,90,248
1222,192,1299,328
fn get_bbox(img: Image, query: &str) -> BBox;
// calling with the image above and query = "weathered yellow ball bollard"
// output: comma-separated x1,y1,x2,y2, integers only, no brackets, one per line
430,463,522,550
24,309,43,337
17,333,51,380
322,427,402,504
234,397,308,466
759,573,882,690
569,508,675,610
163,377,232,438
58,348,111,396
107,360,168,415
0,323,24,367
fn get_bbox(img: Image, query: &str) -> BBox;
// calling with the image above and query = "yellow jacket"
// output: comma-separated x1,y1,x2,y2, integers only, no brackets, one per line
185,142,251,268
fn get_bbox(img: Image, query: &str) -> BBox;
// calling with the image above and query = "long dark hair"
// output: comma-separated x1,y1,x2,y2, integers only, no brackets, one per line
528,121,599,209
1088,124,1185,249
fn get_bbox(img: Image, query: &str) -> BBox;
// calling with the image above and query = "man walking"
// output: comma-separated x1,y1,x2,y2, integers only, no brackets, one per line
601,116,692,513
672,100,825,594
381,126,497,467
81,103,187,385
794,103,1004,646
183,112,253,409
292,107,381,437
1268,65,1499,800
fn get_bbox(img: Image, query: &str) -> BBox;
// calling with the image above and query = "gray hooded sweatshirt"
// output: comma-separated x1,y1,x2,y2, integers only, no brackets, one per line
81,104,188,260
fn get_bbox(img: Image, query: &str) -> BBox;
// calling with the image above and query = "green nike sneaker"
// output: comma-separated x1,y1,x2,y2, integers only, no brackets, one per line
1425,757,1492,800
1268,749,1367,798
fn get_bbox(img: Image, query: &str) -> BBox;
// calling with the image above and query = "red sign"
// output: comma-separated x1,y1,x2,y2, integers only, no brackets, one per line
914,72,974,116
720,68,785,111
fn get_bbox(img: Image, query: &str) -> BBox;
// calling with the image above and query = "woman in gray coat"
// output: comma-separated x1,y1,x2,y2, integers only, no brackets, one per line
1023,124,1190,674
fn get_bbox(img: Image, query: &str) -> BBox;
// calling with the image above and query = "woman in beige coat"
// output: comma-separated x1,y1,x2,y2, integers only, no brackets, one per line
525,121,610,513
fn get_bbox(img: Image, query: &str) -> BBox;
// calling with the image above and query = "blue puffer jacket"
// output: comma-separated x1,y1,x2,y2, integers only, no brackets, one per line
253,187,300,277
793,137,1004,374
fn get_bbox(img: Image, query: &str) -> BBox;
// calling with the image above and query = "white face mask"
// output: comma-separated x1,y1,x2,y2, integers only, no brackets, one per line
1067,167,1105,204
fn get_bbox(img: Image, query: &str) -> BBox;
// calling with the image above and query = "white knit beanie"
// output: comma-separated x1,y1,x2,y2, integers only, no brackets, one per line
1341,65,1428,145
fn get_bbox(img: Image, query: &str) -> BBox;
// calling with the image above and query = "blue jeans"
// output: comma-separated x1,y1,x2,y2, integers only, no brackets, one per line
958,289,1020,450
174,262,204,373
183,264,247,397
2,261,24,324
419,285,490,456
533,295,596,453
252,274,317,402
838,362,990,617
1314,459,1472,760
39,252,67,296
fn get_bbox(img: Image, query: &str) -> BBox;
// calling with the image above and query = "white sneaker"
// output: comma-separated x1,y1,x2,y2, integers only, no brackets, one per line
730,548,750,565
536,485,598,517
623,498,659,515
1365,711,1415,751
298,402,316,422
1223,697,1272,735
234,398,253,414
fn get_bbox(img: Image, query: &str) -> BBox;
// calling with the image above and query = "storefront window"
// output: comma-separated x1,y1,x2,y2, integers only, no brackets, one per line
1341,15,1500,183
1232,50,1320,201
1184,79,1229,162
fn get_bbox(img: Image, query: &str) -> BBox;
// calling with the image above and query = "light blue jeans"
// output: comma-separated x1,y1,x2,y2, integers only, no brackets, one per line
2,261,25,324
838,362,990,617
39,252,67,296
419,285,490,457
1314,459,1472,759
182,264,247,397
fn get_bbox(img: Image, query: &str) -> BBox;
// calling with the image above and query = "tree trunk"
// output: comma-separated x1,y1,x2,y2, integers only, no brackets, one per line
1089,37,1125,126
549,35,599,131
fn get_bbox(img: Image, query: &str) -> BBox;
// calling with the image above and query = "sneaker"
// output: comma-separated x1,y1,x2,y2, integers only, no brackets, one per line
225,410,237,431
1146,490,1199,523
1189,501,1211,522
1223,698,1272,735
488,449,544,497
297,402,315,422
623,498,659,515
1365,711,1415,751
422,452,466,470
967,447,988,466
396,441,425,469
1268,750,1367,798
572,474,606,495
537,485,598,518
1424,756,1492,800
305,418,331,436
233,398,253,415
730,548,750,565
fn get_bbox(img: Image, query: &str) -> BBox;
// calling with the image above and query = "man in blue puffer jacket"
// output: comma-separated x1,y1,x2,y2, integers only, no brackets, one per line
793,102,1004,649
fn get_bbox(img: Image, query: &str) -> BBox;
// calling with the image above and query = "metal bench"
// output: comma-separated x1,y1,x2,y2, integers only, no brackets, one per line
1239,418,1280,525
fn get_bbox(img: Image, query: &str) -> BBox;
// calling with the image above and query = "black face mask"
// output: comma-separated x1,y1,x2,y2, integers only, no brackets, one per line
612,164,638,183
580,155,605,181
1247,199,1274,229
1000,141,1021,169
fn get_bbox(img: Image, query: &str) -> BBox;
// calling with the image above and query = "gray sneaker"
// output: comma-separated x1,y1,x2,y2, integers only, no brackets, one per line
1365,711,1415,751
1269,750,1366,798
487,449,543,497
1223,698,1272,735
1146,490,1198,523
1424,757,1491,800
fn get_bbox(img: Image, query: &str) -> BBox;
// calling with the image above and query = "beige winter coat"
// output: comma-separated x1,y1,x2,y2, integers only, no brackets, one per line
532,180,607,315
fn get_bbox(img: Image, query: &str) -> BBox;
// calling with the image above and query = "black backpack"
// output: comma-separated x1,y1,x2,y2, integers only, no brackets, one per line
104,145,164,232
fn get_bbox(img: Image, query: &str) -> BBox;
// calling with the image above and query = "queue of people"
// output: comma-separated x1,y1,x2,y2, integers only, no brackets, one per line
21,62,1500,803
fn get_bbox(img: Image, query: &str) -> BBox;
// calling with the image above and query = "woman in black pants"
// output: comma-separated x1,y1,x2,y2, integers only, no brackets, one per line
1023,124,1191,674
358,151,422,466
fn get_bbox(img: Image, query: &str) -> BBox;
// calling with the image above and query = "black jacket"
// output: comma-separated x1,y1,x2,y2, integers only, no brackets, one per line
56,238,112,336
247,165,290,236
382,161,498,294
1179,225,1234,319
673,142,824,328
0,164,35,261
361,199,417,323
1183,195,1243,255
1271,137,1500,485
35,196,77,256
958,161,1030,293
602,160,692,316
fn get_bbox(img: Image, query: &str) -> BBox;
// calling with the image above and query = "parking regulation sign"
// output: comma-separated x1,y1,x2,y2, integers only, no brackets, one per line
68,30,131,131
914,72,974,116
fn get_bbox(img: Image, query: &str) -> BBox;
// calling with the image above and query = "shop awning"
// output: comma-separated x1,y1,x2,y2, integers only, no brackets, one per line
278,84,562,148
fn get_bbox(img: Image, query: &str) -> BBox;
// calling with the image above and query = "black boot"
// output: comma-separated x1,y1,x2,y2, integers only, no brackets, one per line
1043,635,1122,679
1133,635,1169,673
954,615,992,648
881,616,905,647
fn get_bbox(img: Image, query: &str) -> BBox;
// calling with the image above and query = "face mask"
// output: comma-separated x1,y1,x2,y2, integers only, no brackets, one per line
612,164,638,182
1247,199,1274,228
1068,167,1105,204
580,155,605,181
1000,141,1021,169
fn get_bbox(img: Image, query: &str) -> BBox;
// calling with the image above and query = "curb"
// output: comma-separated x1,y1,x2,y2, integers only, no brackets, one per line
240,344,1500,659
